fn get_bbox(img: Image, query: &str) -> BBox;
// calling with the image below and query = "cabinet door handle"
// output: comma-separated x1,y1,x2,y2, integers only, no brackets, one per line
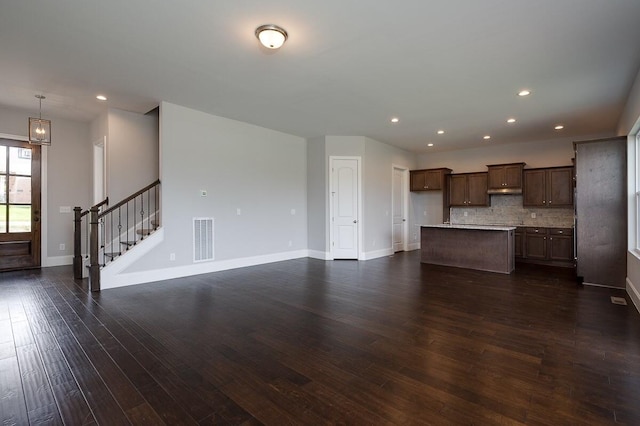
558,231,563,234
548,200,552,204
542,201,546,204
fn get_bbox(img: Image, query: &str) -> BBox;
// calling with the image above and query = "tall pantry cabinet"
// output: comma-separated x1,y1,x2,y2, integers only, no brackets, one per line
574,136,627,288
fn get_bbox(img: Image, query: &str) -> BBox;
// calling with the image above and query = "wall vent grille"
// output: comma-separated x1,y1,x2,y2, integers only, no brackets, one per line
193,217,214,263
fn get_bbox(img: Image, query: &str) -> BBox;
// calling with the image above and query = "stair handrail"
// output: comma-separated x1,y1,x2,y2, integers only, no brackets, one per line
73,197,109,279
98,179,160,218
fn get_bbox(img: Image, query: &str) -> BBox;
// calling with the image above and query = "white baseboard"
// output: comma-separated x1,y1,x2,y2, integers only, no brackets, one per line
42,255,73,267
308,250,331,260
361,247,394,260
101,248,309,290
627,277,640,315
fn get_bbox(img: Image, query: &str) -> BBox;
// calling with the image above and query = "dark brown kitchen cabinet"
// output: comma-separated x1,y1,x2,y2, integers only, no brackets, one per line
449,173,489,206
523,167,574,208
517,227,574,267
410,168,452,191
524,228,548,260
487,163,525,194
514,228,524,257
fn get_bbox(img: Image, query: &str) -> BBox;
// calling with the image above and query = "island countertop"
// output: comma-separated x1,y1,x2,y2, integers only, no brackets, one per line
420,224,517,231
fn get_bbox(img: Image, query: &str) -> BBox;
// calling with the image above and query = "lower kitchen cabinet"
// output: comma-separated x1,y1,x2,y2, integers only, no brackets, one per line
516,227,574,267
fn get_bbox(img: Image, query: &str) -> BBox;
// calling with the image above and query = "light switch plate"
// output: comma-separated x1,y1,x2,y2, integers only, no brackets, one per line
59,206,71,213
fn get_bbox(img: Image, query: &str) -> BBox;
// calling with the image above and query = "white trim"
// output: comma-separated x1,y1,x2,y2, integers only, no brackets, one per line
582,281,626,289
0,133,28,141
328,156,363,260
361,247,394,260
308,250,331,260
101,247,309,290
408,242,420,251
41,145,48,267
627,277,640,314
42,255,73,267
392,164,409,252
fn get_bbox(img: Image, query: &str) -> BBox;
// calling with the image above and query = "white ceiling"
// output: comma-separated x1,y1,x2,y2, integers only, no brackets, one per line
1,0,640,153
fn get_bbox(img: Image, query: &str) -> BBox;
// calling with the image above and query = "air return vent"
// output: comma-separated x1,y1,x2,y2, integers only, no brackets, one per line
193,218,214,262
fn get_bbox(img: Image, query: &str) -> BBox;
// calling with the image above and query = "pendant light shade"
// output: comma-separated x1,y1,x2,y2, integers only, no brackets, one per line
29,95,51,145
255,24,288,49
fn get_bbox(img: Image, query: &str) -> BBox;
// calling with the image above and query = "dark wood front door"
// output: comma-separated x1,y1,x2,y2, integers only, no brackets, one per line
0,139,41,271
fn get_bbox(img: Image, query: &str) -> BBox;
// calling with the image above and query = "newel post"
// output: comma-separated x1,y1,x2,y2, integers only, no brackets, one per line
73,207,83,279
89,206,101,292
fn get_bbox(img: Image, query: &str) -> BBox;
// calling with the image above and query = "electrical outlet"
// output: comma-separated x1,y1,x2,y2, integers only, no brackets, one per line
290,209,296,215
169,253,176,261
200,190,207,197
59,206,71,213
464,211,468,217
236,208,241,216
59,243,65,251
288,240,292,247
423,210,427,216
531,212,536,219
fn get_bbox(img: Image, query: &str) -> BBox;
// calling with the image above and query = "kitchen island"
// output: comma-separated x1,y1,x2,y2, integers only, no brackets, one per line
421,224,516,274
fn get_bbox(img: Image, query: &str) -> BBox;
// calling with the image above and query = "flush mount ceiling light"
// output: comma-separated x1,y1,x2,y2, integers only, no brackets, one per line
483,135,491,140
28,94,51,145
96,95,107,101
555,124,564,130
390,117,399,123
427,143,434,147
255,24,288,49
518,89,531,97
507,118,516,123
437,130,445,134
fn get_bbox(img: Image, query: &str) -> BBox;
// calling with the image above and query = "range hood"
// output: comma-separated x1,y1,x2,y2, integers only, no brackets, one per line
487,187,522,195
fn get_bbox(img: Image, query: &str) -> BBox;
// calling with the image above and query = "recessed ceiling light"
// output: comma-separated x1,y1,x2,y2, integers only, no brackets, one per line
554,125,564,130
391,117,399,123
96,95,107,101
507,118,516,123
427,143,434,147
437,130,444,135
518,90,531,97
483,135,491,140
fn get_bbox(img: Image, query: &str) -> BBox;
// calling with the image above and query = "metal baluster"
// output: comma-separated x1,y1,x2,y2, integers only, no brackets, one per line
140,193,145,240
118,206,122,256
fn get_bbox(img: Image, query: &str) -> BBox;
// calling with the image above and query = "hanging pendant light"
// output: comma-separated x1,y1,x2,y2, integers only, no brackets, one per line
29,94,51,145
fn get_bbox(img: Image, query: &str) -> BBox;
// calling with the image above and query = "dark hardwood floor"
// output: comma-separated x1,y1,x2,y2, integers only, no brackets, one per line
1,251,639,425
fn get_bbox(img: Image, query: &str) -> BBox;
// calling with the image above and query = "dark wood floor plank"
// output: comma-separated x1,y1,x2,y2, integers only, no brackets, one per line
1,252,640,425
0,356,30,425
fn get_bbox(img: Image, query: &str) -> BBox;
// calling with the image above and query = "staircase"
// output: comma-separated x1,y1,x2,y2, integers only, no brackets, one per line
74,180,161,291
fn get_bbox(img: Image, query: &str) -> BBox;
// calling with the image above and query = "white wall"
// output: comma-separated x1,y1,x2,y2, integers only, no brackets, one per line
363,137,417,256
307,136,327,255
0,105,91,266
618,67,640,313
118,102,308,282
105,108,159,203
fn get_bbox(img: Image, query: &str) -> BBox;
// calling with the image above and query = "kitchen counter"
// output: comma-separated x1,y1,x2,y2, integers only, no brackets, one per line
421,225,515,274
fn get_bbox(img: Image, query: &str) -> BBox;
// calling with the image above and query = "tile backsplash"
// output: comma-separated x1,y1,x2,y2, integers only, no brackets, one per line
450,195,574,228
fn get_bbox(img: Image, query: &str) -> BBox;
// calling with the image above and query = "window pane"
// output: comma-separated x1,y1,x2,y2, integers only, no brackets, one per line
9,205,31,232
9,147,31,176
9,176,31,203
0,205,5,233
0,146,6,173
0,175,6,203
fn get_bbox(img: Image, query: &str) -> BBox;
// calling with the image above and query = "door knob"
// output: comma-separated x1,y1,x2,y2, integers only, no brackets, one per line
353,220,357,223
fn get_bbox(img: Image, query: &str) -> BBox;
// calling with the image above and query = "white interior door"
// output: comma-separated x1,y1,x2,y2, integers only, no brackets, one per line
392,166,407,252
331,158,359,259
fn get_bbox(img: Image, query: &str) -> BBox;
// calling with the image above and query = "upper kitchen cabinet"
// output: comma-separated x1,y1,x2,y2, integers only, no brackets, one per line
449,172,489,206
410,168,452,191
523,166,574,208
487,163,525,194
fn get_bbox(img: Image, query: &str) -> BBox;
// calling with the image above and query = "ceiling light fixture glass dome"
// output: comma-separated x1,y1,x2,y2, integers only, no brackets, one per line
255,24,288,49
